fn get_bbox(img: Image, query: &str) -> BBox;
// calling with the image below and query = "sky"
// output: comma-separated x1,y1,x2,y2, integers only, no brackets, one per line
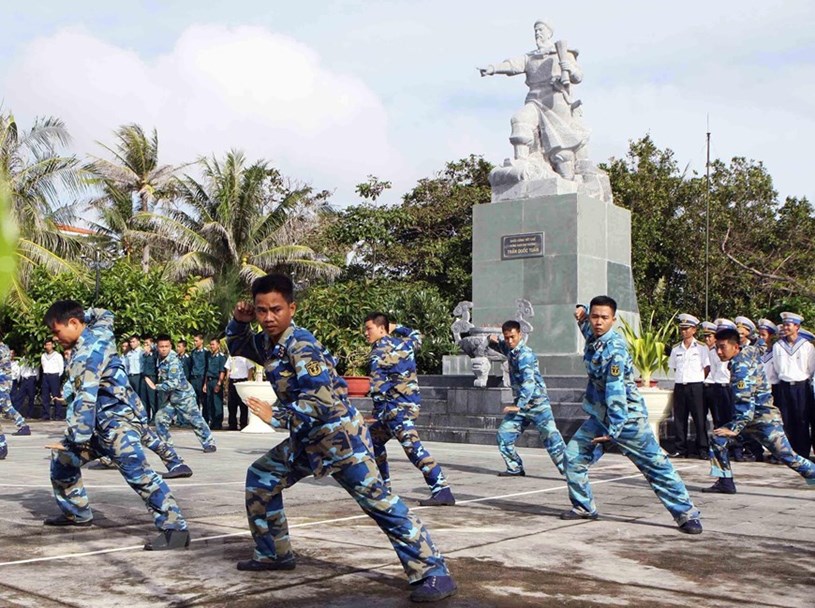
1,0,813,207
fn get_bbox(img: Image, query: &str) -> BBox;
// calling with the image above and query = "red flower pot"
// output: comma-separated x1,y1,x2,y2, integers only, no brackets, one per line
343,376,371,397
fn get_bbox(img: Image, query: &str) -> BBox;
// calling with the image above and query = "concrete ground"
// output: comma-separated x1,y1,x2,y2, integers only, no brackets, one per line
1,421,813,608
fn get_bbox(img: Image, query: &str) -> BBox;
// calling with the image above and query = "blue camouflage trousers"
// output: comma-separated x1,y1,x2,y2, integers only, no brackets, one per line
0,387,25,429
710,420,815,482
50,419,188,530
245,440,449,583
497,405,566,474
95,424,185,471
155,395,215,450
565,416,700,524
368,404,448,495
0,421,5,451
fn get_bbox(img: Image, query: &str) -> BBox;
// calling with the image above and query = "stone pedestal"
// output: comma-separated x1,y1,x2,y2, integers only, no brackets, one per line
470,192,638,373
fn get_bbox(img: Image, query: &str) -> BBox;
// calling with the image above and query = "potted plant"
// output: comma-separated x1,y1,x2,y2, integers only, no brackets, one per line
619,312,677,438
339,342,372,397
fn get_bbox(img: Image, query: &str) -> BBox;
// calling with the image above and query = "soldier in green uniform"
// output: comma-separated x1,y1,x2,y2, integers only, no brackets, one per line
189,334,208,411
141,335,158,421
203,338,226,430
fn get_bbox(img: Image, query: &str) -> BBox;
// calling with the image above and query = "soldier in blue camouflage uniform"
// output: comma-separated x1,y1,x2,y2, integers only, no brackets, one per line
152,334,216,453
1,334,31,440
364,312,455,506
703,326,815,494
487,320,566,477
43,301,190,550
564,296,702,534
226,274,456,603
59,369,192,476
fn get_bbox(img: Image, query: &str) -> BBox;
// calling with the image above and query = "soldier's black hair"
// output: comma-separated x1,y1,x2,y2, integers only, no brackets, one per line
589,295,617,314
44,338,54,345
715,328,741,345
364,312,390,329
177,339,187,347
130,334,141,341
251,273,294,304
142,333,153,341
155,333,173,345
501,320,521,333
43,300,85,327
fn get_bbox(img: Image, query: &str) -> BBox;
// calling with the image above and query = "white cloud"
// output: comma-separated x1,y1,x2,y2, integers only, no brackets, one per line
3,24,404,203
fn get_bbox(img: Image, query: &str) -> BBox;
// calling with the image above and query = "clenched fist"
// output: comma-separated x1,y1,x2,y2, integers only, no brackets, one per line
233,300,255,323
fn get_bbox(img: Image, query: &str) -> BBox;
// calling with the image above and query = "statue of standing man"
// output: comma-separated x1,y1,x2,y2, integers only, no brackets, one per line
479,21,612,203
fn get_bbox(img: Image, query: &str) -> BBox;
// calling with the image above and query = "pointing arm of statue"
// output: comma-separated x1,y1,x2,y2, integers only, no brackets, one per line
478,56,527,78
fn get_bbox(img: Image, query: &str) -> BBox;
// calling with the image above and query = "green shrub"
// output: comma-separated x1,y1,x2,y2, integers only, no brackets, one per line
1,260,219,358
295,280,457,375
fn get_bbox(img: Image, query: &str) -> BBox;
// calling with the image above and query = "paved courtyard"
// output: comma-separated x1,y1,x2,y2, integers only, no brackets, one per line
1,421,813,607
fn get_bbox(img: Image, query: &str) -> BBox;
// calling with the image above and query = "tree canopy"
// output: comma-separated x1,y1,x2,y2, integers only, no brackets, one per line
4,109,814,371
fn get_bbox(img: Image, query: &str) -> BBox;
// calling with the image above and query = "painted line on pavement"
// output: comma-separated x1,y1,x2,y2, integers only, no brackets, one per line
0,465,699,567
0,463,628,490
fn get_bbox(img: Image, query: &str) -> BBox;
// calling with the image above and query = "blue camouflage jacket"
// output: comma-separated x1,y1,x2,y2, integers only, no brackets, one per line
579,319,647,438
226,320,373,478
726,348,782,433
368,325,422,412
491,337,551,411
155,350,196,404
0,342,11,393
64,309,148,446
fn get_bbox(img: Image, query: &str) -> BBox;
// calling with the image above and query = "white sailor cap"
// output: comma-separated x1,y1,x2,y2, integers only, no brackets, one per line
678,313,700,328
714,318,737,331
734,316,756,333
700,321,717,334
780,311,804,325
799,327,814,341
757,318,778,334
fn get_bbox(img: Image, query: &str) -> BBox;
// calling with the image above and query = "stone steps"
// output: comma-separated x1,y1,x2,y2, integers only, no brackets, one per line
354,375,685,450
352,375,589,444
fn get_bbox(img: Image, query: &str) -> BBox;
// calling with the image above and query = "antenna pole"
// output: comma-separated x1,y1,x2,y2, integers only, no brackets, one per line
705,119,711,319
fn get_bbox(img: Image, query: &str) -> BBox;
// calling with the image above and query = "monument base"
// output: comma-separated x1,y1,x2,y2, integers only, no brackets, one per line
471,192,639,358
490,169,612,205
443,353,587,378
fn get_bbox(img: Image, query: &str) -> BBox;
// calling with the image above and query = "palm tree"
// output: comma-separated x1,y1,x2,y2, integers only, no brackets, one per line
0,111,87,304
143,150,339,317
87,124,180,271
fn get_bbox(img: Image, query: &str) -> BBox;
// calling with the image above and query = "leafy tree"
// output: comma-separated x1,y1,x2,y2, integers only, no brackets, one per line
602,136,697,321
0,111,87,305
316,156,493,302
295,280,457,375
605,135,813,324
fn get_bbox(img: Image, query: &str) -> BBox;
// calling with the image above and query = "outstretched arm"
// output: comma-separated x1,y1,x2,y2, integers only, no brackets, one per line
478,55,527,77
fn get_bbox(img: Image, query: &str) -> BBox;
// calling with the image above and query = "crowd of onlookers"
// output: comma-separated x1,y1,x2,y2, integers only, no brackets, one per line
667,312,815,462
8,334,254,431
